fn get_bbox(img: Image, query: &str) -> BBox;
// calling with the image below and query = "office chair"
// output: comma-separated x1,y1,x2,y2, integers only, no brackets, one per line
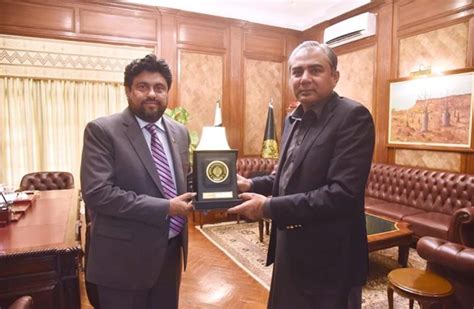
18,171,74,191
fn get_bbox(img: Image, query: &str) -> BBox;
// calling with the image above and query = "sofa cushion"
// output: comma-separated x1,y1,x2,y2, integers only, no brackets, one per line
403,212,451,240
365,197,386,207
365,202,425,221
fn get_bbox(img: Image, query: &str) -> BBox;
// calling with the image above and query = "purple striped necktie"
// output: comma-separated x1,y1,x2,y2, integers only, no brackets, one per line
145,123,185,237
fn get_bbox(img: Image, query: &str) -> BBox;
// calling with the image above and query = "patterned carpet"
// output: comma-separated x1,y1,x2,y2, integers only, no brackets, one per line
197,221,427,308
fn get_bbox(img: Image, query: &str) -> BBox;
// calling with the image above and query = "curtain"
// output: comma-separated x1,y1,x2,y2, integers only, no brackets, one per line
0,77,127,188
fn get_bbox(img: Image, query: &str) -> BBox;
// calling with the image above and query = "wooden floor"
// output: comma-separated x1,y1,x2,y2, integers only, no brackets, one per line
80,215,269,308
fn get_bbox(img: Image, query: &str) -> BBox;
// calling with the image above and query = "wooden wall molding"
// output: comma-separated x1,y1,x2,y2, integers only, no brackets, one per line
228,26,244,150
0,1,75,32
0,0,160,46
79,9,157,41
397,10,473,39
177,23,227,49
301,23,325,42
332,36,377,56
244,33,286,58
240,23,300,37
397,0,473,33
373,1,395,163
284,35,299,108
243,51,286,63
468,16,474,67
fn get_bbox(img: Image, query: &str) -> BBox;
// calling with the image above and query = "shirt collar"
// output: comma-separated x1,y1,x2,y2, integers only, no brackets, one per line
135,116,165,133
289,92,335,124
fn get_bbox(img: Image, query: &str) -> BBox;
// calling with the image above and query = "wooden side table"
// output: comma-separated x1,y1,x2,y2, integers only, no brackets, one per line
387,268,454,309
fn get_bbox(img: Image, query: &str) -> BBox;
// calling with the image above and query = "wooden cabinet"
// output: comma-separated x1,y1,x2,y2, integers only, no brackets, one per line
0,189,81,309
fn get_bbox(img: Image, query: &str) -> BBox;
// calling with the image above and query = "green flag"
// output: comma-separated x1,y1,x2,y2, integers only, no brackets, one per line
261,100,279,159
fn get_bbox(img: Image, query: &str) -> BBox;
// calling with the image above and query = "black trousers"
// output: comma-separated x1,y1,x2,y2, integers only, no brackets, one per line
268,231,363,309
97,236,182,309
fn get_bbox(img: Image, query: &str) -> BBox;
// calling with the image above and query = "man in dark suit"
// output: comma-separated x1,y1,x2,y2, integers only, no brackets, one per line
81,54,195,309
228,41,375,308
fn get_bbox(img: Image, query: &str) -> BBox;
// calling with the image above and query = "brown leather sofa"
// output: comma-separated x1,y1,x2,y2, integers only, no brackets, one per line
365,163,474,241
416,208,474,308
236,160,474,243
18,171,74,191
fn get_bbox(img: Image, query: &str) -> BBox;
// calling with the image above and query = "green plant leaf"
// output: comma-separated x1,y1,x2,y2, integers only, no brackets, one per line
165,106,199,162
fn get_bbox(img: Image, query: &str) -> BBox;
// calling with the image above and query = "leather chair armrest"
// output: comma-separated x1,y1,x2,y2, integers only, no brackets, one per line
8,296,33,309
447,207,474,245
417,236,474,273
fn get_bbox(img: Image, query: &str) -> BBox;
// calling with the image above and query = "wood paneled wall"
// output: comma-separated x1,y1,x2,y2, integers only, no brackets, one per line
390,0,473,173
0,0,300,156
1,0,473,172
304,0,474,173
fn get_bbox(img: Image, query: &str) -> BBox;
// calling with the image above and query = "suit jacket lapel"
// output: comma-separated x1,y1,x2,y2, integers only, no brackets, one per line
122,108,166,196
280,116,295,157
272,116,297,196
278,117,296,168
289,98,337,179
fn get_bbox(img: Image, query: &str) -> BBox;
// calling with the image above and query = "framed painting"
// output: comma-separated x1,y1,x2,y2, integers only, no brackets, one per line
388,68,474,150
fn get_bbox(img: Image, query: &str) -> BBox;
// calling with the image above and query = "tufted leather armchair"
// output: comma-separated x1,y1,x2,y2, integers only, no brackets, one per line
416,208,474,308
236,156,277,178
18,171,74,191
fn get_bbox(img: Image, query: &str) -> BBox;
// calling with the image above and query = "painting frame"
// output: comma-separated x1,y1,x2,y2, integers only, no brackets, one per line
387,67,474,151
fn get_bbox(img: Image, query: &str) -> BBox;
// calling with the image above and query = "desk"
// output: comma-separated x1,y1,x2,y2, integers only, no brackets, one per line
0,189,81,309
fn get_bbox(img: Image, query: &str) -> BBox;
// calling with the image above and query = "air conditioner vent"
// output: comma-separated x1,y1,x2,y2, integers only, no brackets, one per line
325,30,363,45
324,12,376,48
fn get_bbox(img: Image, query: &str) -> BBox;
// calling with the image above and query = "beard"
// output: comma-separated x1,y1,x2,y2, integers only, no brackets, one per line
129,98,167,123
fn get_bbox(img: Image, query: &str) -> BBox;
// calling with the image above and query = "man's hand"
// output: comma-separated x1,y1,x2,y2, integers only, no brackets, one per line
227,192,267,221
237,174,252,193
169,192,196,216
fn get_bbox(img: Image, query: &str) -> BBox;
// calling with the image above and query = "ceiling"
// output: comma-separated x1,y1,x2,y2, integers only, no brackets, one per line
123,0,371,31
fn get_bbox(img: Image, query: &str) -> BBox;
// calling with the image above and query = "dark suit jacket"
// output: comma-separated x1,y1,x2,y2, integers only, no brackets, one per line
80,107,190,291
252,93,375,289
